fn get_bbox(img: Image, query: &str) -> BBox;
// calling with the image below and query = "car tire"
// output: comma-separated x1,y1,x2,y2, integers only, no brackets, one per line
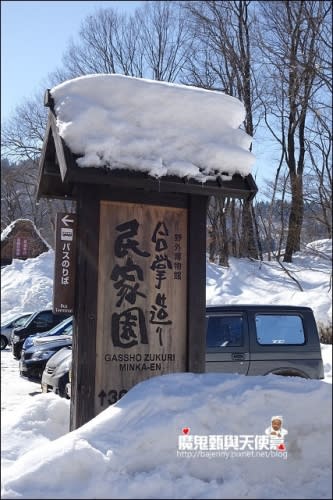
58,373,70,398
1,336,8,350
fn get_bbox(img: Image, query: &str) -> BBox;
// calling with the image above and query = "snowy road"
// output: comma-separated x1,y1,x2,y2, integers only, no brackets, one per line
1,346,42,418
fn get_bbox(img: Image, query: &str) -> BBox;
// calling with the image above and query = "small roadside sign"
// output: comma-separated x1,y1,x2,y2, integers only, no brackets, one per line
53,213,77,314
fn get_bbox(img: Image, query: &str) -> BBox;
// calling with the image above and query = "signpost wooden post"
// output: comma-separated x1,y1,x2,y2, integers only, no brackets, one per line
37,88,257,430
53,212,77,315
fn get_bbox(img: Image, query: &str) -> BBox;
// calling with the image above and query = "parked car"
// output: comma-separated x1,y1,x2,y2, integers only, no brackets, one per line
23,316,73,351
206,304,324,379
12,309,71,359
50,304,323,404
41,346,72,398
19,334,72,380
1,312,33,350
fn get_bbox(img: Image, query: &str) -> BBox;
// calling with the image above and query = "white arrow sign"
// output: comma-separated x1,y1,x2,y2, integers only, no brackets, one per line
62,214,75,227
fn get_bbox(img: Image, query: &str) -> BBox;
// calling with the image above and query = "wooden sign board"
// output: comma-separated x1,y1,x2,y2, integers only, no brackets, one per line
95,201,188,414
53,213,77,314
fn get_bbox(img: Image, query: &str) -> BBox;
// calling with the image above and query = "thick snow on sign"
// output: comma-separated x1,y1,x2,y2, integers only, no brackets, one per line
51,74,255,182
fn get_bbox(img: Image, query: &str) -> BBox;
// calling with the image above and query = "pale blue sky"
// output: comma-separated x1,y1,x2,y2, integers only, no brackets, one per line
1,1,141,122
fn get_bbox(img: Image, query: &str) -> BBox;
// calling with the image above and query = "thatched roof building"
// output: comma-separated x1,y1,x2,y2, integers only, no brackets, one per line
1,219,50,266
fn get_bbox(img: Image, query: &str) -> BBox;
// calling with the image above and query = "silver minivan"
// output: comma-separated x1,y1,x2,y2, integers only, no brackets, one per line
206,305,324,379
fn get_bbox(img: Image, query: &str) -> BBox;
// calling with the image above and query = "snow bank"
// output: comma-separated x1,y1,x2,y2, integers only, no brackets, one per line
206,240,332,329
1,250,54,323
1,239,332,330
2,372,332,499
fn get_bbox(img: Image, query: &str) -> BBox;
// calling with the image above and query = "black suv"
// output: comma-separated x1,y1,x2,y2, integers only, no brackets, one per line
11,309,71,359
206,304,324,379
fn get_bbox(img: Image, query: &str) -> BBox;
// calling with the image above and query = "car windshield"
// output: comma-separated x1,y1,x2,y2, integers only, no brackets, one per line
38,324,73,338
40,316,73,336
17,311,39,327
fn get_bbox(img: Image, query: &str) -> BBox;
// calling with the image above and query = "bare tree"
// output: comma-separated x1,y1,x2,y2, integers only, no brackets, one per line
59,8,144,78
182,0,260,262
58,2,190,83
1,158,75,247
136,1,190,82
182,0,261,136
310,33,333,268
207,196,230,266
1,94,47,162
255,172,291,261
207,194,262,265
257,0,332,262
303,110,332,239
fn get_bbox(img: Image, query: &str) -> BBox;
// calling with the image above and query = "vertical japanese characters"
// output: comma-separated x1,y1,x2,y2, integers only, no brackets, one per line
110,218,180,349
150,222,173,346
53,214,77,314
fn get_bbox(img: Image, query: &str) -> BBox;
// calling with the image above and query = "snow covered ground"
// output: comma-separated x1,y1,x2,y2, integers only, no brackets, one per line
1,346,332,499
1,239,332,499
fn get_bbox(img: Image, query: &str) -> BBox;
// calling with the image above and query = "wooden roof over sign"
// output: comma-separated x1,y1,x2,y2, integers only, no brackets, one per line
37,90,258,202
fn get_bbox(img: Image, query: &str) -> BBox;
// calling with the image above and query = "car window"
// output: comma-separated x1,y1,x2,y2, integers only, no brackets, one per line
54,323,72,336
255,314,305,345
12,315,31,328
38,311,53,321
41,317,73,335
206,315,243,347
2,313,32,328
63,325,73,335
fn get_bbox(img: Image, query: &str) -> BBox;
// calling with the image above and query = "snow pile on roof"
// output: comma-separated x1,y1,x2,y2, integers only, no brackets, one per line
1,220,19,242
51,74,255,182
1,372,332,499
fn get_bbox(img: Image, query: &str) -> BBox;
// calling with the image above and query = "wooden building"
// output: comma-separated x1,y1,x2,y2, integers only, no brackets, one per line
1,219,50,266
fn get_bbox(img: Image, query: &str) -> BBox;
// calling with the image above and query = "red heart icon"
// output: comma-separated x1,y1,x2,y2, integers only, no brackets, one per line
277,443,285,451
182,427,190,435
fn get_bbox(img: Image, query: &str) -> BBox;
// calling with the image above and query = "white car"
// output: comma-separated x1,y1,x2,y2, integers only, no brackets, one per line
1,312,33,350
